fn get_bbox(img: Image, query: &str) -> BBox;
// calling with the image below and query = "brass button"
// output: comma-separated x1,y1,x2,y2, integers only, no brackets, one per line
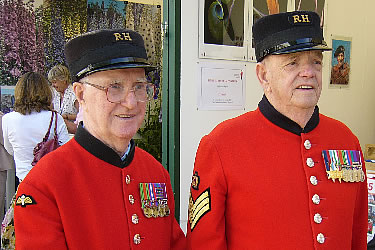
317,233,325,244
132,214,139,224
306,158,315,168
314,213,322,224
310,176,318,185
129,195,135,205
312,194,320,205
133,234,141,244
304,140,312,150
125,175,131,184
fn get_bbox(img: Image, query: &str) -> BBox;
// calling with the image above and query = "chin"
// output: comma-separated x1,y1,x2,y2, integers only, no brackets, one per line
295,96,319,107
115,127,139,139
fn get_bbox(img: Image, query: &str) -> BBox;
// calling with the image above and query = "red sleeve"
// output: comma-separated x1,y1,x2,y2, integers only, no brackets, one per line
14,181,68,250
186,135,227,250
171,219,187,250
164,169,187,249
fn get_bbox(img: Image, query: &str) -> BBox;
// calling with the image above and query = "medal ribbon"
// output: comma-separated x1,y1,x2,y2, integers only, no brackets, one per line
322,150,330,171
329,150,337,170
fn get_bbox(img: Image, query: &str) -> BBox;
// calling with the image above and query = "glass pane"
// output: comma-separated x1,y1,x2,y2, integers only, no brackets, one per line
252,0,288,48
204,0,245,47
253,0,288,23
295,0,325,18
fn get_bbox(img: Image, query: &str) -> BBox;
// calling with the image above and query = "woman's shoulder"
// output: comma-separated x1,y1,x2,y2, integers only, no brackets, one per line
9,110,54,121
65,85,75,95
3,111,19,117
3,111,22,123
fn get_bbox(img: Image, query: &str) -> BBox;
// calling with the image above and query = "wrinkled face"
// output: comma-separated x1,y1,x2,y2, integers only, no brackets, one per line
77,68,147,147
51,79,68,94
258,50,323,115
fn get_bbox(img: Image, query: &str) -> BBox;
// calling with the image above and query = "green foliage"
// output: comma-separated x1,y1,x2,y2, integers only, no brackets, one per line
134,69,162,163
135,101,162,163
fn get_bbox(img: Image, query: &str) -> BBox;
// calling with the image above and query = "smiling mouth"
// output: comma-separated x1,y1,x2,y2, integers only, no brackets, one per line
297,85,313,89
117,114,135,118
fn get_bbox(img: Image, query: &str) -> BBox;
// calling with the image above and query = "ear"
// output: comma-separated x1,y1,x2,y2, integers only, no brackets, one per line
255,62,271,93
73,82,85,105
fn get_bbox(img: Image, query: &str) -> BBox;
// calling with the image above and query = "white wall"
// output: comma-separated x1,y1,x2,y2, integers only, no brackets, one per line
179,0,375,233
319,1,375,147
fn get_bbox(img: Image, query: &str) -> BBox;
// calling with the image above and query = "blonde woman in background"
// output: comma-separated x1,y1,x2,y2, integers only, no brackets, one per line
48,64,79,134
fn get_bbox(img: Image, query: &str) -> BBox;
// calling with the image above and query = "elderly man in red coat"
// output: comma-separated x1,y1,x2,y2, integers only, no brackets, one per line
14,29,186,249
187,11,367,249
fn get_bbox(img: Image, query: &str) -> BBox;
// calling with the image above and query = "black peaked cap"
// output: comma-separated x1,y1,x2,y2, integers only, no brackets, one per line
252,11,331,62
65,29,154,80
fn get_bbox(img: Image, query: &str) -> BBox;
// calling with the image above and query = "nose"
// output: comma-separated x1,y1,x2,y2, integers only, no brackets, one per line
299,63,315,78
119,90,138,109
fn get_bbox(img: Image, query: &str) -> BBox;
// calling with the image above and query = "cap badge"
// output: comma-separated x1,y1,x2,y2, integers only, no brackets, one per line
289,14,312,25
15,194,37,207
113,32,132,41
322,150,365,183
139,183,170,218
188,188,211,231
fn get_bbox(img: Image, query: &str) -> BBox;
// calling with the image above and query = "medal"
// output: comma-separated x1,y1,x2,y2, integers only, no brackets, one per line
152,206,159,218
139,183,170,218
322,150,365,183
342,168,350,182
159,205,165,217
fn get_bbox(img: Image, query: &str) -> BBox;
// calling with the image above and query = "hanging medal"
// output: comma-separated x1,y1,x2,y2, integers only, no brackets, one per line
322,150,365,183
139,183,170,218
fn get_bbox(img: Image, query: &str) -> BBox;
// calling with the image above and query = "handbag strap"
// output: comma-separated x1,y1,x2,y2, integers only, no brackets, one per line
42,111,55,142
53,111,58,140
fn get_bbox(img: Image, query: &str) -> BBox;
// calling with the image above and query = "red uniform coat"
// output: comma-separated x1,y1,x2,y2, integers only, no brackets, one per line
14,125,186,249
187,97,367,250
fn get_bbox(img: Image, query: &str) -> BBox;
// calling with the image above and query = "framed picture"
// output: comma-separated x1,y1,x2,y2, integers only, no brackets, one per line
330,36,352,87
197,61,246,110
198,0,249,61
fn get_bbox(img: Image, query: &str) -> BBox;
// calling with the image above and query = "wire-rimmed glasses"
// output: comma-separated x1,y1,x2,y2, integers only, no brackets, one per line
81,80,155,103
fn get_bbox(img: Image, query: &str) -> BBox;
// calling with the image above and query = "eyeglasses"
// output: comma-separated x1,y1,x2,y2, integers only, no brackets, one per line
81,80,155,103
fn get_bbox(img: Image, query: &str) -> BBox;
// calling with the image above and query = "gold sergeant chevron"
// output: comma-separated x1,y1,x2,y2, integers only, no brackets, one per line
188,188,211,231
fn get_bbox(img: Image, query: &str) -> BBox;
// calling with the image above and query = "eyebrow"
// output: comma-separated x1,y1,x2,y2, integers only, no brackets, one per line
136,78,148,82
284,51,323,61
108,78,148,85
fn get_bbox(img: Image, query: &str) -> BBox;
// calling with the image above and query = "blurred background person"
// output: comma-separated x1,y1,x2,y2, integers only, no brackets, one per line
48,64,79,134
0,111,15,222
2,72,70,185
